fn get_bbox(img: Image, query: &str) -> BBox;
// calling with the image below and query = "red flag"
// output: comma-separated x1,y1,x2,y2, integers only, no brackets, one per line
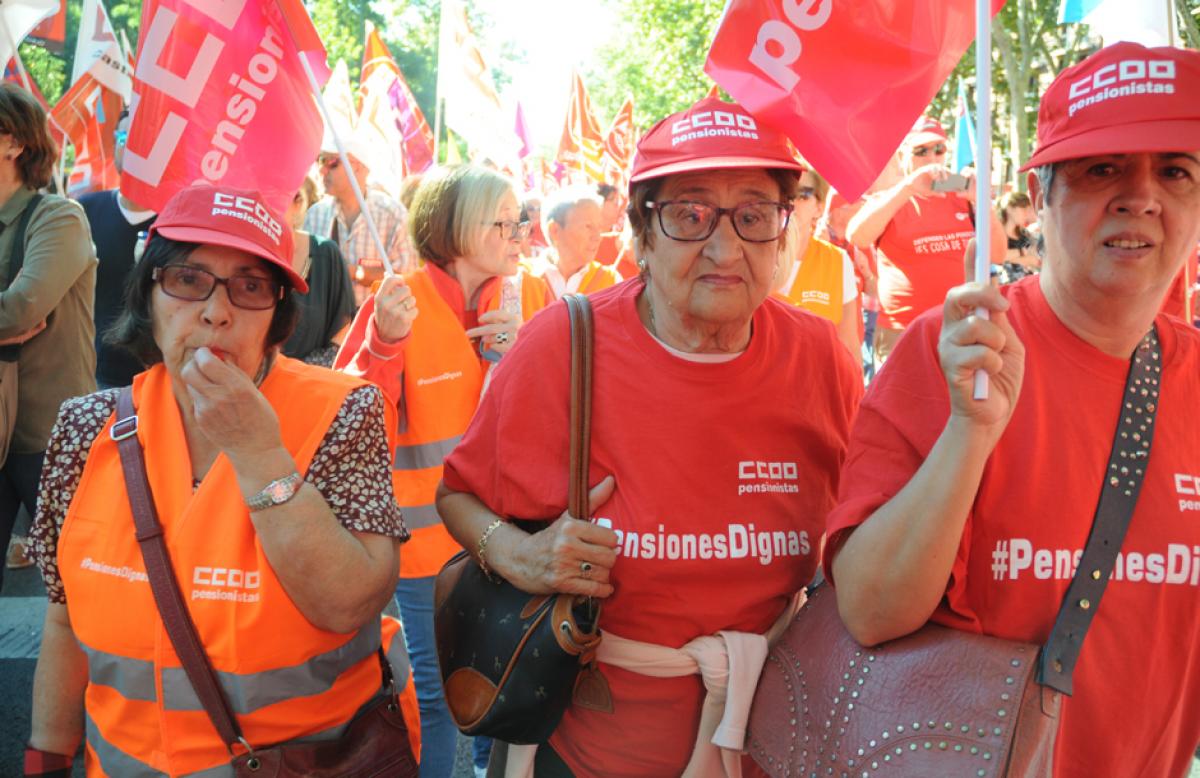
705,0,1004,201
52,68,123,193
556,72,605,183
27,2,67,53
361,25,434,175
122,0,331,214
602,96,635,185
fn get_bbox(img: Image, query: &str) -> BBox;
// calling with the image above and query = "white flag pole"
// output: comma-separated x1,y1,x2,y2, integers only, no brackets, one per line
274,3,393,278
972,0,993,401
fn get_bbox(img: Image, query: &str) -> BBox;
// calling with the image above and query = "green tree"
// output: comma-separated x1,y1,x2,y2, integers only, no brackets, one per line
588,0,724,130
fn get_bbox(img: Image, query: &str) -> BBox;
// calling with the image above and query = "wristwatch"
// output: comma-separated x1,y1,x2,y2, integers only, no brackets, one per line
246,471,303,512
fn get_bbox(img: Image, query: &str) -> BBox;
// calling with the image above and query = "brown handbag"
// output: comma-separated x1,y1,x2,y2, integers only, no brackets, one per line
112,387,418,778
432,292,605,744
747,330,1163,778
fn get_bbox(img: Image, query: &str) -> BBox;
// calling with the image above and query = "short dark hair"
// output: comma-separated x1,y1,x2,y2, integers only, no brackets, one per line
106,237,297,364
627,168,801,255
0,83,58,189
597,183,619,201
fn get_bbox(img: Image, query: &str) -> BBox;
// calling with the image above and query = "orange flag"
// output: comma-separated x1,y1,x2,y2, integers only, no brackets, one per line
556,72,605,183
602,96,635,185
706,84,721,100
52,68,123,194
361,24,435,175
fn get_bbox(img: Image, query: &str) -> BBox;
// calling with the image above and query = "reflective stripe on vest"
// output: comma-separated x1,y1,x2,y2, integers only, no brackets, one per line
86,713,166,778
393,435,462,471
403,503,442,530
82,626,379,713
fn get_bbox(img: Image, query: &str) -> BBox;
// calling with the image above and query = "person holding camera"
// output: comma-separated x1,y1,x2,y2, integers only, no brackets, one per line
847,115,1005,362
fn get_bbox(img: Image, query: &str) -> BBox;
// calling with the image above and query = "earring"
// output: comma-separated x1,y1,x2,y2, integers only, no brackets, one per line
636,258,647,272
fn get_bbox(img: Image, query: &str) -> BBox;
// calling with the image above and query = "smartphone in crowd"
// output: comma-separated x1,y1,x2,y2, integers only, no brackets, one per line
932,173,971,192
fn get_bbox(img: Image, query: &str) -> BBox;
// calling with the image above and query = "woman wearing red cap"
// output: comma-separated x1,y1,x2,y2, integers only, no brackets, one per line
828,43,1200,777
437,98,862,777
25,185,417,777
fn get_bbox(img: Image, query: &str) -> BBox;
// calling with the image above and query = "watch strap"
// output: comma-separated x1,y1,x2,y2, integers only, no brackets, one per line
246,471,302,512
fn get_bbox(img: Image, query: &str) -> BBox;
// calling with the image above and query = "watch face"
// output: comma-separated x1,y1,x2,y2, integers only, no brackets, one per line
267,480,292,502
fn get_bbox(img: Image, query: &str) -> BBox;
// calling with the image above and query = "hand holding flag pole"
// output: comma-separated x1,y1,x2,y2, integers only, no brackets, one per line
274,1,394,280
972,0,993,401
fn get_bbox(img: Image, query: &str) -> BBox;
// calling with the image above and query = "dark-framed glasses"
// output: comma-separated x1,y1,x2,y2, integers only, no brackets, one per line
645,200,793,243
492,220,532,240
911,143,947,158
318,155,341,170
153,264,282,310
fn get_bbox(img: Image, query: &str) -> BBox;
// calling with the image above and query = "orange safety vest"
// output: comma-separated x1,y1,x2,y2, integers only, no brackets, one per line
539,260,622,299
779,237,847,324
60,358,417,777
394,267,548,578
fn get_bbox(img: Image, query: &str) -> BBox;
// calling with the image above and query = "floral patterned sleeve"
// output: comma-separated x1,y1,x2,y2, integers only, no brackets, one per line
31,383,406,605
31,389,121,604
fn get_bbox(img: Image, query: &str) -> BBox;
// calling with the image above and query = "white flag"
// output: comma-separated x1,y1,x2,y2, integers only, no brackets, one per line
0,0,57,74
71,0,118,85
437,0,519,165
320,60,358,154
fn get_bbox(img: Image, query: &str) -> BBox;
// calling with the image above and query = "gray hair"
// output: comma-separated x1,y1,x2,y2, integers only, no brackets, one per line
1031,163,1058,258
543,185,602,234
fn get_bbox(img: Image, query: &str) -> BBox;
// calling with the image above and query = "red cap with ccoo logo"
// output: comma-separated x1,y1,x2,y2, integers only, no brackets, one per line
904,115,948,148
1020,42,1200,171
629,97,805,183
148,185,305,293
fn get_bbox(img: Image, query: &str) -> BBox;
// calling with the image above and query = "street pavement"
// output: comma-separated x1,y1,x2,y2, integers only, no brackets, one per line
2,563,1196,777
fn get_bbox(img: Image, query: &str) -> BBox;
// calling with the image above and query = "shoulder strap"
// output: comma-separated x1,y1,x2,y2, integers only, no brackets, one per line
113,386,247,750
1036,328,1161,695
6,193,43,287
563,293,593,520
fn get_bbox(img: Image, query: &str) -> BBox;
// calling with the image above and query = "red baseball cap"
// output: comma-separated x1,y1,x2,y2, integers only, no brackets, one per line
148,185,305,293
904,115,948,148
629,97,805,183
1020,42,1200,171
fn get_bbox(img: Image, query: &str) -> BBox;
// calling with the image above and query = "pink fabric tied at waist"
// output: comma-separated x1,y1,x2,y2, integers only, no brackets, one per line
505,592,804,778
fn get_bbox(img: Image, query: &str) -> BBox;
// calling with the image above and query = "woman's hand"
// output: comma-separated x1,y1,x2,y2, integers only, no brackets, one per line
372,275,418,343
466,309,521,357
938,281,1025,440
180,347,284,462
492,476,619,598
902,164,950,197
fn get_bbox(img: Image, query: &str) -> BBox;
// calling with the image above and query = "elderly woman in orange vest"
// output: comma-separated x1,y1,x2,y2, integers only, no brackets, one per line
436,98,862,777
334,163,551,778
774,169,861,360
25,185,417,777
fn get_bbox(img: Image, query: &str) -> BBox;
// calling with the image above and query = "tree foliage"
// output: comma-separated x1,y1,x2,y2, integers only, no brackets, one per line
588,0,725,131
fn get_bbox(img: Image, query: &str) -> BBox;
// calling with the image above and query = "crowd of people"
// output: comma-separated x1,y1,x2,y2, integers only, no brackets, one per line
6,38,1200,778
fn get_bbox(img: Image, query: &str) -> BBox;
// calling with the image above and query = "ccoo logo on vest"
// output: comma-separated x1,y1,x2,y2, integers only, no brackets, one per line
192,565,261,602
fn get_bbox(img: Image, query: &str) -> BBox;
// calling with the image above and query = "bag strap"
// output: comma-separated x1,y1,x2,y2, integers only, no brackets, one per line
563,293,593,520
5,193,43,288
113,386,246,751
1036,328,1162,695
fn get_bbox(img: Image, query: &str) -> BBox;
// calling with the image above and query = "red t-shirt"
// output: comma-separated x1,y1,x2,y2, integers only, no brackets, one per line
443,280,862,777
825,277,1200,778
876,194,974,329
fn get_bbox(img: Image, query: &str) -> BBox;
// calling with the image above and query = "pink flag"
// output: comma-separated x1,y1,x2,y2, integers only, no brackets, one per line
514,100,533,159
121,0,330,214
705,0,1004,201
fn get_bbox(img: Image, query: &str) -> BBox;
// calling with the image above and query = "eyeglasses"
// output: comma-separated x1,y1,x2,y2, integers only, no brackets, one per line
318,155,340,170
911,144,947,158
114,129,128,147
645,200,793,243
795,186,817,201
492,220,532,240
153,264,282,310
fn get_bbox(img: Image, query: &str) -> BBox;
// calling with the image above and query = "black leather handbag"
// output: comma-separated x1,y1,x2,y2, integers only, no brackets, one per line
433,293,604,744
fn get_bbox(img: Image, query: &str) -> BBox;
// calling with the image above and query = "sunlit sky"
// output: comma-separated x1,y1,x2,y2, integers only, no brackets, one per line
470,0,619,154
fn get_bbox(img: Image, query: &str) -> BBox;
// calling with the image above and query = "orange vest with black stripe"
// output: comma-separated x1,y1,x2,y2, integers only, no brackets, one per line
780,238,846,324
59,358,416,777
394,267,548,578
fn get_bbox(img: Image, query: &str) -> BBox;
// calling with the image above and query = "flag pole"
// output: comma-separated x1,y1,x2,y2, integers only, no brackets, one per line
972,0,993,401
273,1,393,278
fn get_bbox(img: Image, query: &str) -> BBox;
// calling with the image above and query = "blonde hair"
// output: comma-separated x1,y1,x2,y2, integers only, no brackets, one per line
408,165,516,268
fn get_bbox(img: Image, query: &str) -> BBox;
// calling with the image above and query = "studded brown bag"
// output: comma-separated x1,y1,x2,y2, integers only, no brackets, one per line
746,330,1163,778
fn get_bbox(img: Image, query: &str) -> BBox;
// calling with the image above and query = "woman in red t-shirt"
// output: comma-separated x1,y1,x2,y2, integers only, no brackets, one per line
437,98,862,777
